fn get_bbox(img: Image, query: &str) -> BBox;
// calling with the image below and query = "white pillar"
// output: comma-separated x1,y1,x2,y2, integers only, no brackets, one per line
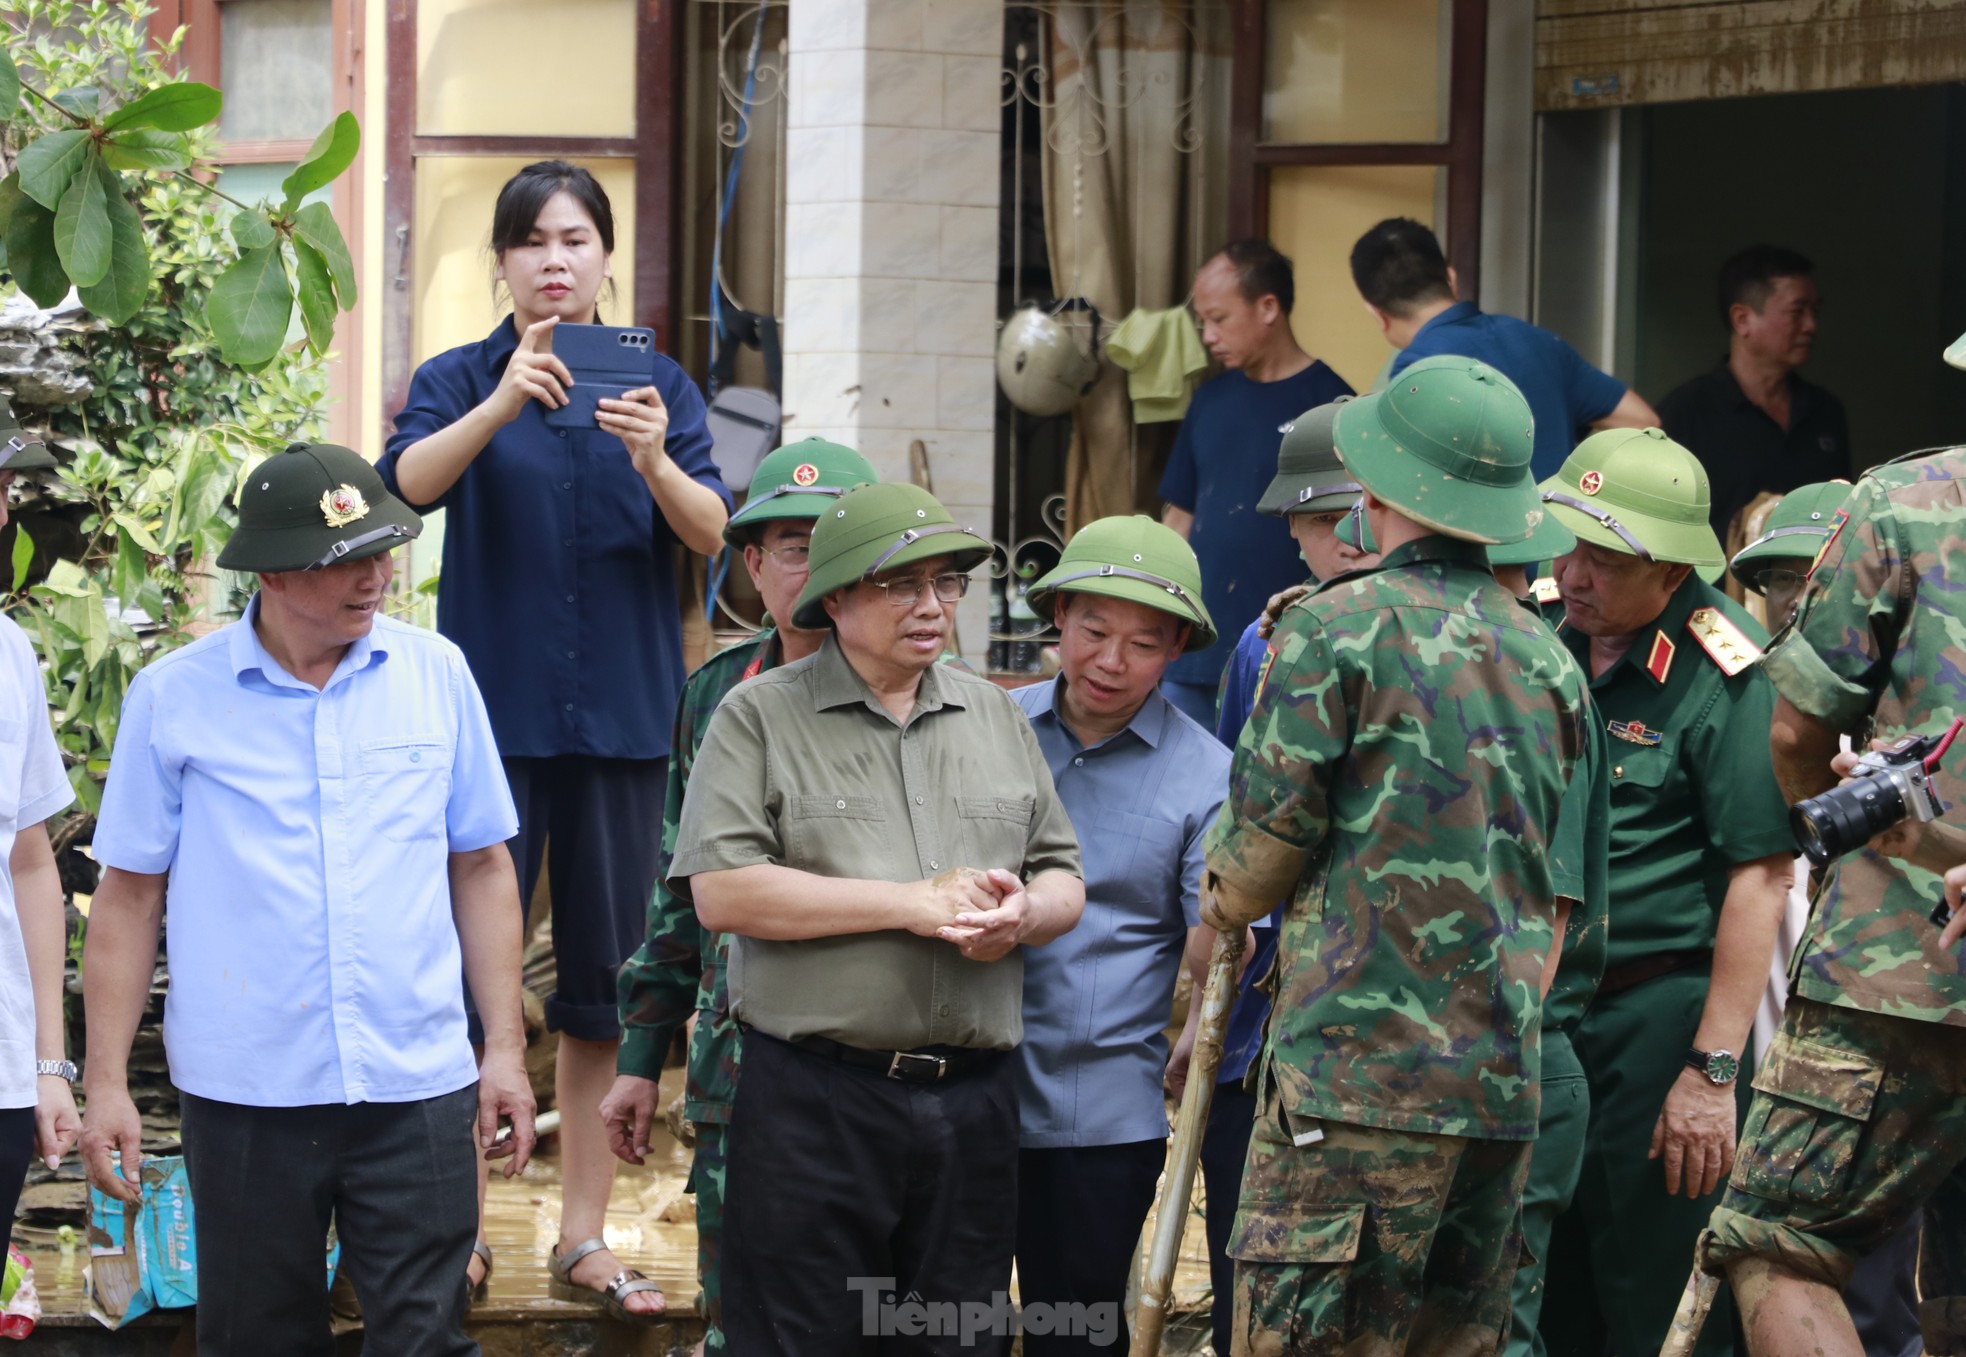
782,0,1003,662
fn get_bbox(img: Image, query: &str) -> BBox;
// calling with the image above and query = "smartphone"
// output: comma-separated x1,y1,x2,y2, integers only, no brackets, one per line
540,323,659,431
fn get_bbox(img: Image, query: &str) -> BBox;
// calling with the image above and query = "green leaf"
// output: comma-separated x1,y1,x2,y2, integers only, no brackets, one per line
111,510,164,553
292,237,336,356
54,152,112,287
206,243,292,366
52,86,100,120
280,111,360,210
0,173,22,244
10,526,33,593
17,129,93,210
4,193,71,307
102,81,221,133
229,208,275,251
112,529,145,605
40,560,91,598
76,170,149,324
102,129,191,172
0,44,19,123
291,201,356,308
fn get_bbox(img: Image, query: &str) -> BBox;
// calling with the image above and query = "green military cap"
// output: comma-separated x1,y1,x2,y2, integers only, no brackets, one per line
0,397,56,471
1540,427,1724,569
1335,497,1377,555
1488,508,1577,568
1026,514,1216,652
1257,398,1361,516
723,437,880,548
791,482,992,630
217,442,421,573
1333,355,1541,545
1729,480,1850,593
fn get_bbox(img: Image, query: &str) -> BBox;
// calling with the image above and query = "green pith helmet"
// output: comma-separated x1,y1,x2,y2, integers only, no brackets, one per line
791,482,992,629
1335,497,1377,554
723,437,880,548
217,443,422,573
1540,427,1724,568
1258,398,1360,516
1026,515,1216,652
1488,509,1577,568
1729,480,1851,592
1332,355,1541,544
0,397,56,471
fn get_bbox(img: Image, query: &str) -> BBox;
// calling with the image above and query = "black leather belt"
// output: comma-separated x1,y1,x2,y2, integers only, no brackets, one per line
1597,948,1712,1000
788,1033,1002,1084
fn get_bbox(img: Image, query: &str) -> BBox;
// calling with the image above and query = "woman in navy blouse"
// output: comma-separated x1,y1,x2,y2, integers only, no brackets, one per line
379,160,729,1322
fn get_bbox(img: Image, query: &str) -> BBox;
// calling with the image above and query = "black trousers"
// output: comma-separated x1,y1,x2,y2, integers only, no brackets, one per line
470,754,666,1042
1015,1139,1166,1355
0,1104,33,1257
180,1085,480,1357
1200,1078,1258,1357
723,1032,1019,1356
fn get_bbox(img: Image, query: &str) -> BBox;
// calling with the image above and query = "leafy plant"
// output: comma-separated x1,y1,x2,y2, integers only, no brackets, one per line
0,0,359,827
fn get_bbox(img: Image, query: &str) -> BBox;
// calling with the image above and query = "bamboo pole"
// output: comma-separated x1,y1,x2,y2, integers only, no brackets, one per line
1130,925,1246,1357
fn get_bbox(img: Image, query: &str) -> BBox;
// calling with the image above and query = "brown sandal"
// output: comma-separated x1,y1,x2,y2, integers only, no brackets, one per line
548,1237,665,1324
468,1241,494,1305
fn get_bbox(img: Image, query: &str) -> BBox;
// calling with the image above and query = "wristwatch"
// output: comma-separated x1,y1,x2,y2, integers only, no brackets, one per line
36,1059,76,1083
1685,1047,1740,1086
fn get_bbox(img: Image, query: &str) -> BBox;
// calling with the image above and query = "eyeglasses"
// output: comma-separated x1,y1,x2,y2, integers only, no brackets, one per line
1752,567,1807,596
761,544,811,570
866,572,971,607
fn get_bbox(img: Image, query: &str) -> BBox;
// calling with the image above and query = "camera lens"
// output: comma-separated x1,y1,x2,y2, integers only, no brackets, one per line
1791,773,1910,866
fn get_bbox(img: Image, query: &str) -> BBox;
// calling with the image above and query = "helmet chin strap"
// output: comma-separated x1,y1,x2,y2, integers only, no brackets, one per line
306,522,418,571
1541,491,1655,562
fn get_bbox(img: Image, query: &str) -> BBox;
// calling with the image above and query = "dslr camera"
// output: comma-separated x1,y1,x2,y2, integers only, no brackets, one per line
1791,730,1951,869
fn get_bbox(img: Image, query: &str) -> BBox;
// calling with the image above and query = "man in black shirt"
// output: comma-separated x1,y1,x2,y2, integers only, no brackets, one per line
1658,245,1852,542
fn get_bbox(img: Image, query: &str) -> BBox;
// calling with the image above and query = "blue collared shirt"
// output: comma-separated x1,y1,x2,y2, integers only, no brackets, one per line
1390,301,1627,483
92,603,519,1107
1010,678,1228,1148
379,318,733,760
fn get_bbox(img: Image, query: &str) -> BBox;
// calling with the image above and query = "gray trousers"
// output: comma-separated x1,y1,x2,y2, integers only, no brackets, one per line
180,1084,480,1357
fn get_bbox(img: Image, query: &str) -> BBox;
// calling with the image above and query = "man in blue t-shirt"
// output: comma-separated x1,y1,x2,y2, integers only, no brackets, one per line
1157,239,1353,726
1350,218,1657,483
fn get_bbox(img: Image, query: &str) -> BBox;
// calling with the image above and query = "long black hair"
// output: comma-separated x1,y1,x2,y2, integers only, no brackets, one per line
490,160,616,254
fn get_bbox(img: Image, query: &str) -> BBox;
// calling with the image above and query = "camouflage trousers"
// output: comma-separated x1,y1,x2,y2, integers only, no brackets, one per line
1703,997,1966,1355
1227,1092,1531,1357
690,1119,729,1354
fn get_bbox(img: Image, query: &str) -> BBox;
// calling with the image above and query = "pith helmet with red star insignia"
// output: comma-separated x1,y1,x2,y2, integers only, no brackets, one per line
723,437,880,548
217,443,421,573
1540,427,1724,571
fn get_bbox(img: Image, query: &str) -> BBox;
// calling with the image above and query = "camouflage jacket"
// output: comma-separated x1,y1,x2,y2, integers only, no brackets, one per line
616,630,780,1121
1203,536,1592,1139
1763,448,1966,1026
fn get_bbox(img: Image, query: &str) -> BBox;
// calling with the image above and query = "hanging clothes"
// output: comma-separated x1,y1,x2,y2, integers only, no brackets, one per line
1105,306,1210,424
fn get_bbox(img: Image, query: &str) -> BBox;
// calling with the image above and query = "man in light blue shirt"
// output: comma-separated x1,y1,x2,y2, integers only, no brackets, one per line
1012,515,1229,1356
78,444,535,1357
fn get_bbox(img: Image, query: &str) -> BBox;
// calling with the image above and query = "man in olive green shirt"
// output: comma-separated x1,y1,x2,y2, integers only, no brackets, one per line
1537,429,1795,1357
670,483,1084,1357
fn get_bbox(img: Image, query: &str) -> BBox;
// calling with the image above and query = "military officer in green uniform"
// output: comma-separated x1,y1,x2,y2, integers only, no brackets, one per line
599,437,878,1353
1695,442,1966,1357
1535,428,1795,1357
1202,355,1594,1356
668,482,1084,1357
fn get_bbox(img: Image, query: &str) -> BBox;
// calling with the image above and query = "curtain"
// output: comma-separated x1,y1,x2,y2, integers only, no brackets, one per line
1040,1,1229,534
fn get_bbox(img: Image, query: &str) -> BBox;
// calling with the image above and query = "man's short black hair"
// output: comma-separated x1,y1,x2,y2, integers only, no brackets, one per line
1211,239,1295,316
1349,218,1455,316
1716,245,1814,327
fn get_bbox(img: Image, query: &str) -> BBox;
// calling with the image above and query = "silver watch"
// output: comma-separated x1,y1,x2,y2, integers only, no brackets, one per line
36,1058,77,1083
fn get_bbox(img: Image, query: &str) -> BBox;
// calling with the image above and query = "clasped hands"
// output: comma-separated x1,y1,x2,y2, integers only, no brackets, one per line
919,866,1031,963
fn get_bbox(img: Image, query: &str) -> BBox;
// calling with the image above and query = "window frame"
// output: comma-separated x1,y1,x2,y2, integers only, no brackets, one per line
1229,0,1489,296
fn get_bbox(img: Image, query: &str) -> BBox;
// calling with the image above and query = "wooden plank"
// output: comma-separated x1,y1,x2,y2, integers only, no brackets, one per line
634,0,682,353
381,0,415,436
1448,0,1489,298
1537,1,1966,109
1227,0,1263,241
1537,0,1954,17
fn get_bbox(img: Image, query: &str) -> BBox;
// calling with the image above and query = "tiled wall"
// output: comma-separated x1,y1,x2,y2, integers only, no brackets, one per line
783,0,1004,660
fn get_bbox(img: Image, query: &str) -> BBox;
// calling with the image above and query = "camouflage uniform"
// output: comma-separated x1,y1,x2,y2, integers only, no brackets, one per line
1702,448,1966,1355
1204,534,1592,1356
616,629,776,1348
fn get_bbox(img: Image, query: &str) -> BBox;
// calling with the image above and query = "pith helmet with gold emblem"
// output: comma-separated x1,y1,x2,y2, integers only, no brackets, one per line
1539,427,1724,570
723,437,881,548
217,442,422,573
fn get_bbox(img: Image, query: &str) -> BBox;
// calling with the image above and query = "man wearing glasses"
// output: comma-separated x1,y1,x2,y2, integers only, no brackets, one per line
1535,429,1793,1357
600,437,878,1355
668,482,1084,1357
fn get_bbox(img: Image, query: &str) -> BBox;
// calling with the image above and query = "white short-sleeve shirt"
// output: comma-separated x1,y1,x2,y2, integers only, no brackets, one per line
0,613,78,1109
